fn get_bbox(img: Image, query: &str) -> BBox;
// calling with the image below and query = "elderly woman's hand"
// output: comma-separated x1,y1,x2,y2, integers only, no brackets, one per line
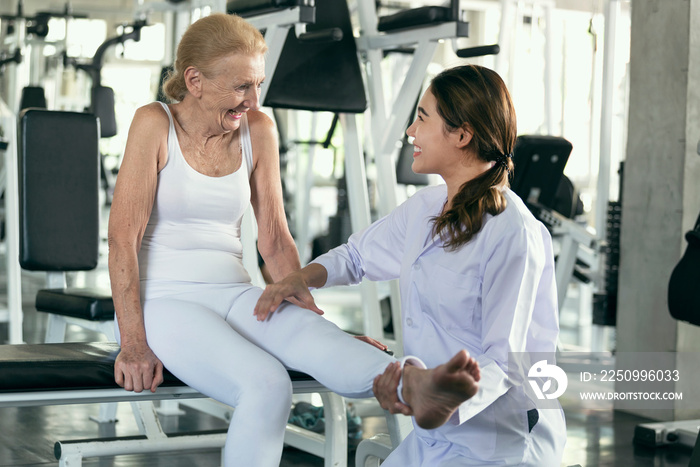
114,342,164,393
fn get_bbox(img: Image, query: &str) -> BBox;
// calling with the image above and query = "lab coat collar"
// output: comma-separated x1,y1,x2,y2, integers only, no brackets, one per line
416,189,448,258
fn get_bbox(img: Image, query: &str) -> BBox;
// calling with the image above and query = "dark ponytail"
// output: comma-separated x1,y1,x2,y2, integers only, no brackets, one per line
429,65,517,250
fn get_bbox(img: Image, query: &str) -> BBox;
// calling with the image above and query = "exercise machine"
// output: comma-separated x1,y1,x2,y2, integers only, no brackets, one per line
63,18,147,204
634,210,700,451
510,135,599,313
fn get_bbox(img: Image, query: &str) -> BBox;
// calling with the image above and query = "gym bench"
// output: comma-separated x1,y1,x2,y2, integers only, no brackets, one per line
0,341,349,467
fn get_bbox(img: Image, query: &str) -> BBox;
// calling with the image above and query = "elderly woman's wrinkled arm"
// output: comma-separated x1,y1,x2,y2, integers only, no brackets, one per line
108,104,166,393
247,112,300,280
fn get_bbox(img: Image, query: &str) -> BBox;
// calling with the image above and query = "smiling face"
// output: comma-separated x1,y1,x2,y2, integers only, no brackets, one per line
405,87,471,182
186,52,265,133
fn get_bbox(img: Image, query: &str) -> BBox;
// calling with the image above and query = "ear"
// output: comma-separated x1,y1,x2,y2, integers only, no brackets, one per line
184,66,203,98
455,126,473,149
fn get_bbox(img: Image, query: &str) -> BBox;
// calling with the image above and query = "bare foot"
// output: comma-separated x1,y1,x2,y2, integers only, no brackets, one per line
402,350,480,429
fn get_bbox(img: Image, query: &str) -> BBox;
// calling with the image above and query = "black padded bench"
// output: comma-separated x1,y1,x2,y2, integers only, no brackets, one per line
0,342,343,466
0,342,319,404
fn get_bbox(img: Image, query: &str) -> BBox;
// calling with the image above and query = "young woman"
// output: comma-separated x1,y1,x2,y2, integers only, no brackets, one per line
256,65,567,465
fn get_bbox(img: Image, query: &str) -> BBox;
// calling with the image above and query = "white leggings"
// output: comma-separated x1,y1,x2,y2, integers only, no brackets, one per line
117,280,396,467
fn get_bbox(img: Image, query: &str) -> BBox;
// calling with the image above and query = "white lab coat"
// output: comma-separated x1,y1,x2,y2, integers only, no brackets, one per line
313,184,567,466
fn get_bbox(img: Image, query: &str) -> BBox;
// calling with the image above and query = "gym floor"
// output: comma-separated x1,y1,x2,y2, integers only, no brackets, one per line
0,252,694,466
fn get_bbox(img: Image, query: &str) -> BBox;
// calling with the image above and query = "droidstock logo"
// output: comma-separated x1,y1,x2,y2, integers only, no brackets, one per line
528,360,568,400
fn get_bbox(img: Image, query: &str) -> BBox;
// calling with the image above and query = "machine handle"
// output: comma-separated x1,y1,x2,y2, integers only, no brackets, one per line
298,27,343,43
456,44,500,58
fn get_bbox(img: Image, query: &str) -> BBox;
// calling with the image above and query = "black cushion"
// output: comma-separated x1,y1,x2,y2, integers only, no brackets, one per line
0,342,149,391
35,288,115,321
378,6,452,32
262,0,366,113
0,342,315,392
19,86,47,111
227,0,300,16
510,135,573,211
91,85,117,138
553,175,584,219
18,109,100,272
668,229,700,325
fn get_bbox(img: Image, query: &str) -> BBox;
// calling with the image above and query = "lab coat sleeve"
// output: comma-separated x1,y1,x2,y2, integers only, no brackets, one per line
452,223,548,425
311,197,409,288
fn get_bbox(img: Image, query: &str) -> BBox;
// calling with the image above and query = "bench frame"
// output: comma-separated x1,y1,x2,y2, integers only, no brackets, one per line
0,371,349,467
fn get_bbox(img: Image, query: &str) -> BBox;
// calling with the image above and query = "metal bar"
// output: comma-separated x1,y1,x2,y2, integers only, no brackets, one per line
355,0,379,35
555,234,578,311
544,2,556,135
284,424,325,457
0,99,23,344
56,432,228,460
378,41,437,159
245,6,314,31
260,23,292,104
0,379,329,408
46,272,67,289
295,112,319,263
339,113,384,340
385,411,413,448
130,400,168,439
320,391,347,467
357,22,468,51
365,49,388,134
595,0,620,242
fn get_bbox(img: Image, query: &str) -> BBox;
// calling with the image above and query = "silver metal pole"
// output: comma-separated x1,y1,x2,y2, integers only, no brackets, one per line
544,2,556,135
1,99,23,344
495,0,514,79
595,0,620,242
340,113,384,340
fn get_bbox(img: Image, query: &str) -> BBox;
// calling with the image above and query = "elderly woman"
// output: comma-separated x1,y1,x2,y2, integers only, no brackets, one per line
108,13,480,467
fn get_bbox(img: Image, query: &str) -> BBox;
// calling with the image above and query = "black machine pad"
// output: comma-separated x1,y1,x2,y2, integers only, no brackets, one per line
260,0,367,113
19,86,47,111
0,342,314,392
91,85,117,138
378,6,452,32
510,135,573,211
668,224,700,326
18,109,100,272
0,342,164,392
227,0,300,16
35,288,115,321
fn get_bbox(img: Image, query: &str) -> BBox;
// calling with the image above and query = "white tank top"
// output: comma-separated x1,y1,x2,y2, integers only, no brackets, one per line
138,102,254,284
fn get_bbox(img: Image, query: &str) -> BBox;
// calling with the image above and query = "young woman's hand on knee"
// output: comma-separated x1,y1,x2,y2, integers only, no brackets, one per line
254,271,323,321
